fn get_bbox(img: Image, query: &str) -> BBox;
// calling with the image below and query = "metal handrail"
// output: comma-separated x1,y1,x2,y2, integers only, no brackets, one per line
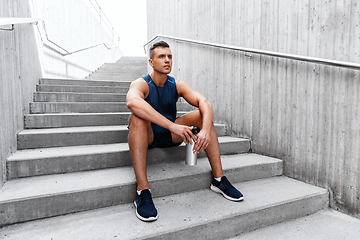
37,20,118,56
144,34,360,70
0,17,119,56
87,0,120,44
0,18,41,28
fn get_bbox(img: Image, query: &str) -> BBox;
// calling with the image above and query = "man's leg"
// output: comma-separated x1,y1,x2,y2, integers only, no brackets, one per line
173,110,244,202
128,114,153,191
172,109,224,178
128,114,158,222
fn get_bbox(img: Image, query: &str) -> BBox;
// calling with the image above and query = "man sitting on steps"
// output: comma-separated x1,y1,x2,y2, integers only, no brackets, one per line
126,41,244,222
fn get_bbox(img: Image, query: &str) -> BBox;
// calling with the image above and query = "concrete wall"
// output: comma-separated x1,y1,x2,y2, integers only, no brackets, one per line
0,0,122,186
0,0,43,187
147,0,360,218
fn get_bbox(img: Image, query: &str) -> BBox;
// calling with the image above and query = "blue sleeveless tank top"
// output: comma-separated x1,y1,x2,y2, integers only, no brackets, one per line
143,74,178,133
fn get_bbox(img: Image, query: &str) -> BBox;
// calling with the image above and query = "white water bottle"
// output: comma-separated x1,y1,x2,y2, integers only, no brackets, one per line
185,127,200,166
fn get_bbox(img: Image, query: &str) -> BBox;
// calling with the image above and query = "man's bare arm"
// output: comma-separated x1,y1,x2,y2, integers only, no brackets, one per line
176,79,214,153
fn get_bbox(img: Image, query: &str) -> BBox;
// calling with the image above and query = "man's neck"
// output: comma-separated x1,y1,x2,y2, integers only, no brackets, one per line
150,72,167,87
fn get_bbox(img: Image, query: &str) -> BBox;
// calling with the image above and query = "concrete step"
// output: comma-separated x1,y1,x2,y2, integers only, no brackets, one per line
94,60,146,68
100,63,146,67
114,61,147,66
116,56,147,63
29,102,129,113
86,69,145,73
91,66,146,72
33,92,127,102
24,112,189,129
114,60,147,64
87,69,146,73
17,125,129,149
86,73,145,77
0,154,283,227
85,74,144,79
227,208,360,240
36,84,129,93
91,68,146,72
39,78,132,87
0,176,328,239
29,101,193,113
17,123,225,150
8,136,248,178
85,76,141,81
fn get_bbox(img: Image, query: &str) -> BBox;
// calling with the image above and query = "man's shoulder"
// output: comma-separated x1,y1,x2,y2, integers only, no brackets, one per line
132,77,147,85
174,78,188,87
172,77,182,85
129,77,149,92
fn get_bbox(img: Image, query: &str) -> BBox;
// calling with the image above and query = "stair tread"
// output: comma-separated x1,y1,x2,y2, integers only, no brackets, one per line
38,84,129,88
40,79,133,86
35,91,126,95
31,101,127,104
36,85,129,94
8,136,247,161
18,122,223,135
25,111,190,116
25,112,130,117
0,176,327,240
228,208,360,240
1,154,279,201
18,125,129,135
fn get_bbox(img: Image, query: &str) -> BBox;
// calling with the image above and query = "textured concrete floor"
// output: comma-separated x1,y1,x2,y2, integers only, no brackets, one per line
229,208,360,240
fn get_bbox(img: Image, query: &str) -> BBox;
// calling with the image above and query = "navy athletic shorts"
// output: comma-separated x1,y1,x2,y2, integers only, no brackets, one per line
148,129,182,149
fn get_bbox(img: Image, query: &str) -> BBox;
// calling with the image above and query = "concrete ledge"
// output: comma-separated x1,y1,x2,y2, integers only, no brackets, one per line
40,79,132,87
17,123,225,149
24,112,130,128
24,112,190,128
30,102,130,114
86,72,145,76
29,101,193,114
17,125,129,149
8,136,249,178
33,92,127,102
0,176,328,238
85,76,145,81
0,154,281,227
231,208,360,240
36,85,129,93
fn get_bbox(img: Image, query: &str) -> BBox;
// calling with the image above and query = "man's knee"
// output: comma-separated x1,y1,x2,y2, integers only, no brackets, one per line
128,114,154,143
175,109,203,127
128,114,151,130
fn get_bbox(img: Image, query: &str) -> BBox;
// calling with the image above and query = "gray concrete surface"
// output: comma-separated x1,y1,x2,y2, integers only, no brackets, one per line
1,154,280,226
36,84,129,93
39,79,132,87
33,92,127,102
0,176,327,239
8,135,247,178
29,101,193,114
229,208,360,240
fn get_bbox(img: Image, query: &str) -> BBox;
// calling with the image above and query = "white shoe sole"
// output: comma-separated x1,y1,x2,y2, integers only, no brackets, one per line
134,201,158,222
210,184,244,202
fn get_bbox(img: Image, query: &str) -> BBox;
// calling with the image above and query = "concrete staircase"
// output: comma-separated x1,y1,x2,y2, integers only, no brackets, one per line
0,57,329,239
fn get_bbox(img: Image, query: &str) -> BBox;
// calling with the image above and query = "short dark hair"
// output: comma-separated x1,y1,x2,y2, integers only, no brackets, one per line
149,41,170,59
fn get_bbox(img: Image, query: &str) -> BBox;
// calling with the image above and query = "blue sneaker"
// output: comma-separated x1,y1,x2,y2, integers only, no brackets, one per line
210,176,244,201
134,189,158,222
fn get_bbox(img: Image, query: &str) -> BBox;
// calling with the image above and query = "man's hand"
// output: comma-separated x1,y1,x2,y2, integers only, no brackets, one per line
169,124,196,144
192,129,211,154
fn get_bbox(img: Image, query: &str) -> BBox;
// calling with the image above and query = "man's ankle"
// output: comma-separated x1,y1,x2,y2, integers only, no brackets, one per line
137,189,151,195
137,185,151,192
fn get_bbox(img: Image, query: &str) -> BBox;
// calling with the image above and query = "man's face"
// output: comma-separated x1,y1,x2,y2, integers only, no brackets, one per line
149,47,172,74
